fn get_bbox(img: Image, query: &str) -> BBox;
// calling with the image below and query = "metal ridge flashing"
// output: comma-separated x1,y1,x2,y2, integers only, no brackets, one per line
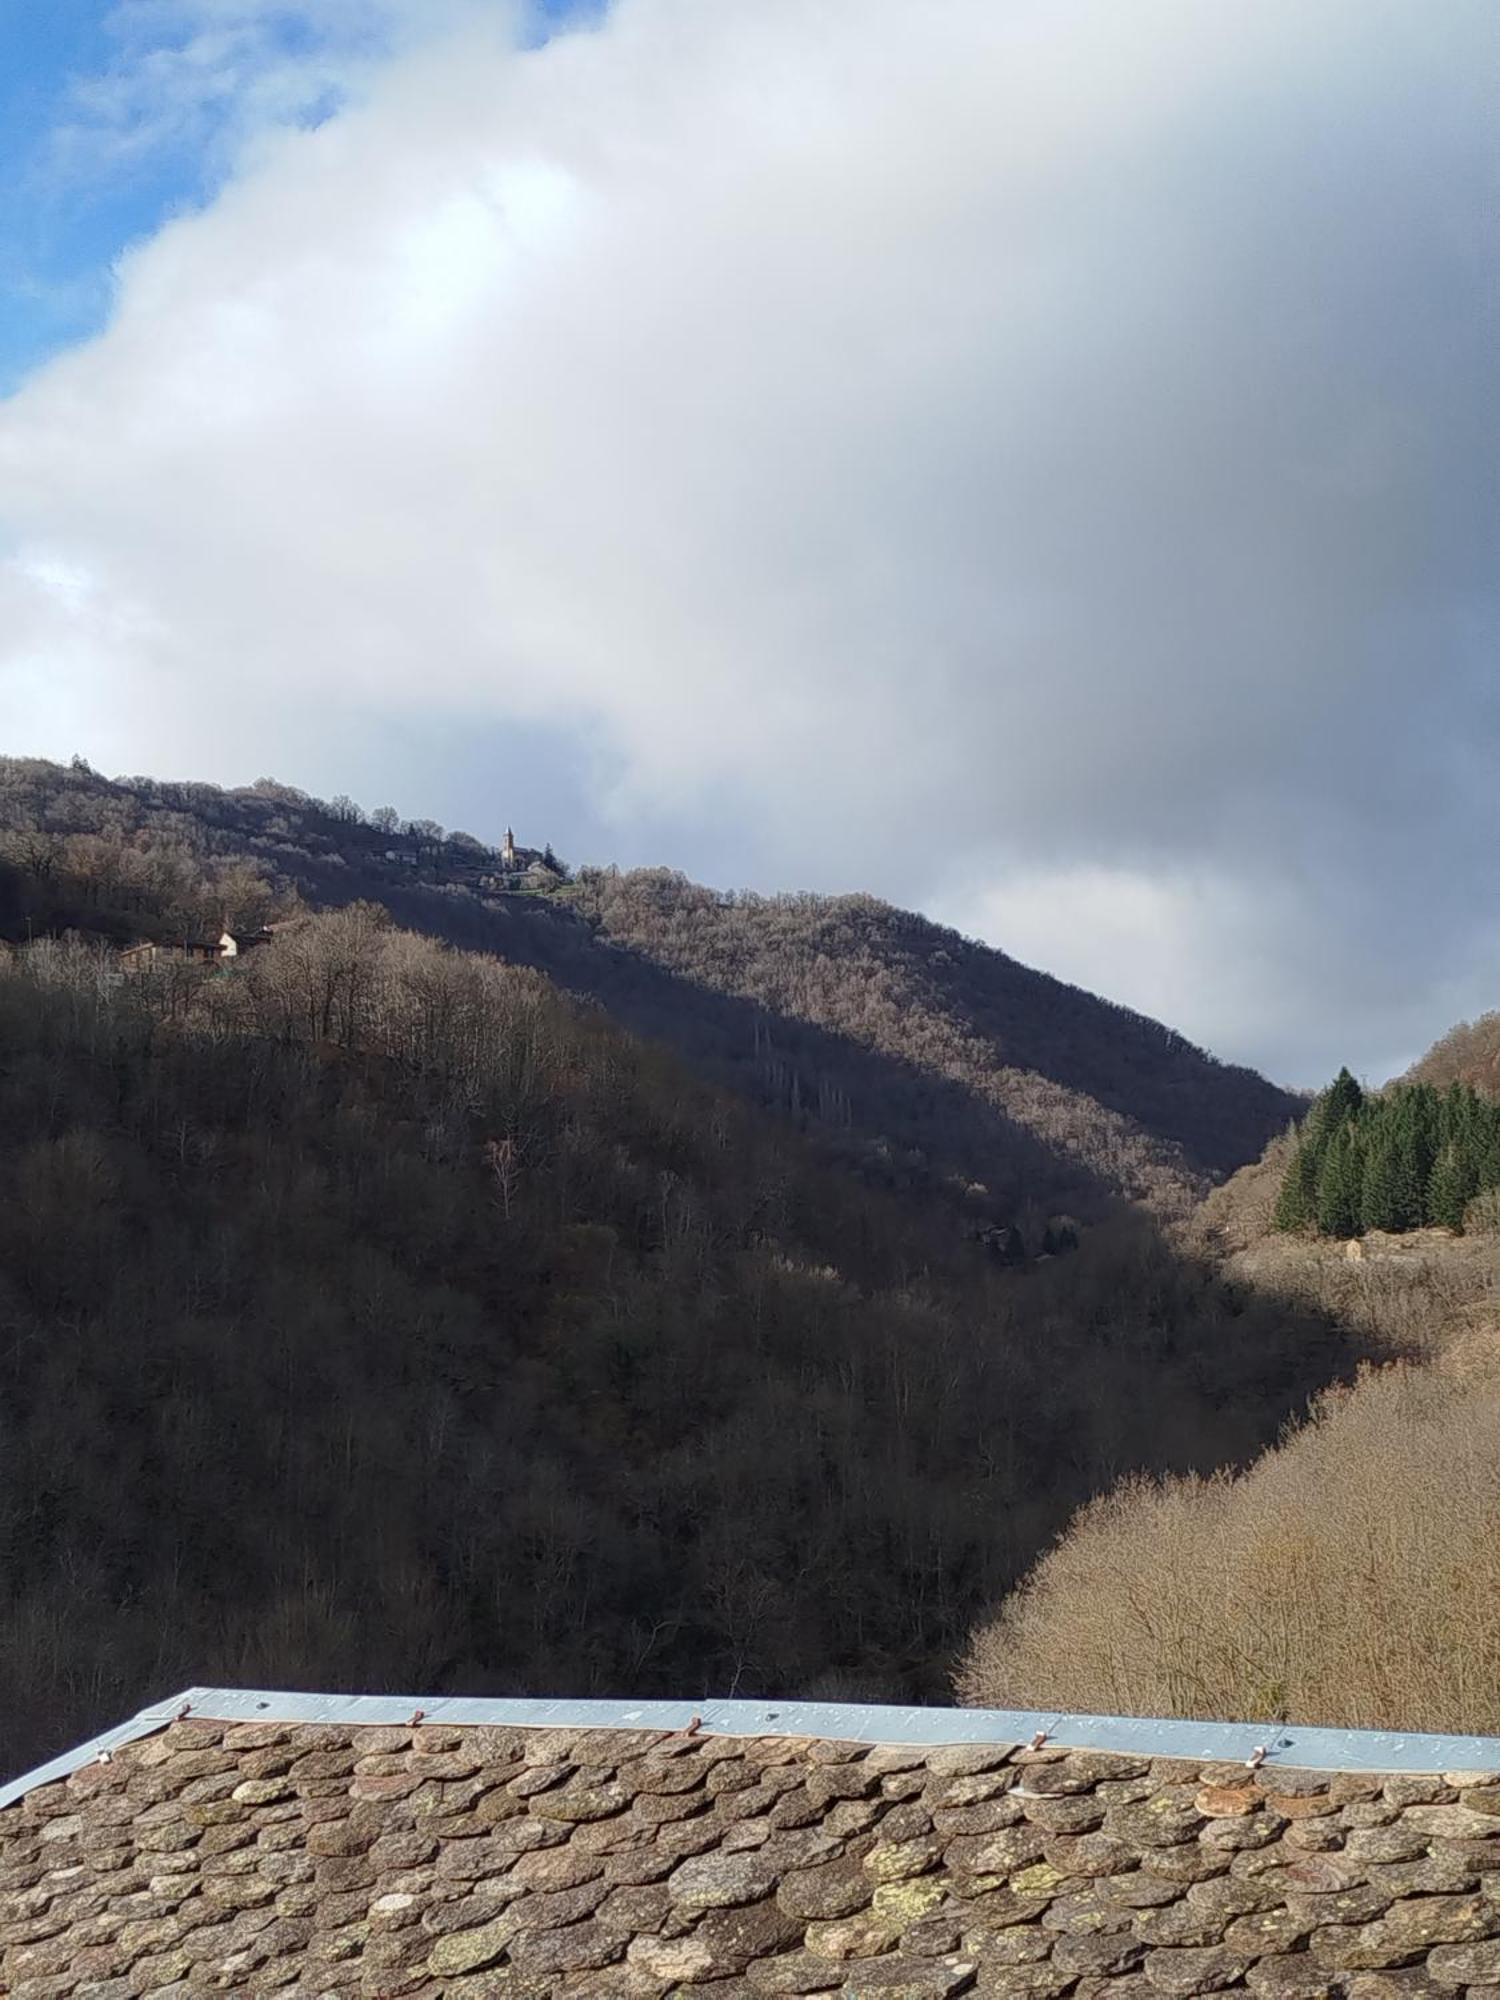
6,1689,1500,1804
0,1687,194,1811
175,1690,1500,1772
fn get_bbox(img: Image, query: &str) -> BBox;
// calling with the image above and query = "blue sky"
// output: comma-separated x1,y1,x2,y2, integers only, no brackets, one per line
2,0,131,386
0,0,593,392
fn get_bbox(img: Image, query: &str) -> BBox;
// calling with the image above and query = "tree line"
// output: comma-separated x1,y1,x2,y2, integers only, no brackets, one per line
1274,1067,1500,1238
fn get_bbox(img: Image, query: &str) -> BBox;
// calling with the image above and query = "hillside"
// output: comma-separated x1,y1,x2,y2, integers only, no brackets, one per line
568,868,1296,1216
1404,1011,1500,1096
0,765,1360,1775
963,1034,1500,1735
0,757,1297,1232
1195,1090,1500,1359
1198,1021,1500,1277
0,919,1349,1776
960,1354,1500,1732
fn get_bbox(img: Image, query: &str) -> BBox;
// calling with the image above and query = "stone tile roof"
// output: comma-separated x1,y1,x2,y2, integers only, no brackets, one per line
7,1712,1500,1997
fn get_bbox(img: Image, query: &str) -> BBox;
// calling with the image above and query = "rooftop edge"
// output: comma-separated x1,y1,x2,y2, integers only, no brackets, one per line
5,1687,1499,1809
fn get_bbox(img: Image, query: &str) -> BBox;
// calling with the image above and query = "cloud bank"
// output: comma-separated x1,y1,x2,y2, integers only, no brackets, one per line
2,0,1495,1081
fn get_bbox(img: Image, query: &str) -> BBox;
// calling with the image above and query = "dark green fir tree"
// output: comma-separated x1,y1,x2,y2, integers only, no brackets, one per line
1407,1086,1441,1213
1427,1141,1475,1233
1360,1138,1403,1235
1379,1099,1426,1230
1316,1124,1364,1239
1322,1065,1365,1133
1273,1137,1319,1233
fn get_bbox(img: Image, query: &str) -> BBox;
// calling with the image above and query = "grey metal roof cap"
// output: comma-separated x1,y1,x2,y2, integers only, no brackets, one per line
5,1686,1500,1807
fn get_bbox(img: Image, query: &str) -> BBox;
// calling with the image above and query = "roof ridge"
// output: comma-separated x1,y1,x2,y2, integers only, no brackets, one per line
7,1688,1500,1806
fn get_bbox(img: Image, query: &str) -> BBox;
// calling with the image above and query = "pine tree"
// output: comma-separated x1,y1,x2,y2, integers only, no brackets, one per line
1292,1074,1346,1198
1427,1142,1472,1233
1316,1125,1364,1239
1322,1066,1365,1134
1375,1093,1425,1231
1274,1138,1318,1233
1389,1120,1425,1230
1360,1139,1403,1235
1441,1079,1474,1149
1405,1087,1441,1221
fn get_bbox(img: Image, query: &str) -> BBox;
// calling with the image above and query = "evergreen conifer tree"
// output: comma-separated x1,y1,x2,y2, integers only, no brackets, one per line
1360,1138,1403,1235
1273,1138,1318,1233
1316,1124,1364,1239
1323,1066,1365,1131
1294,1071,1356,1193
1442,1080,1474,1150
1390,1125,1424,1229
1375,1094,1423,1230
1406,1088,1441,1221
1427,1142,1472,1233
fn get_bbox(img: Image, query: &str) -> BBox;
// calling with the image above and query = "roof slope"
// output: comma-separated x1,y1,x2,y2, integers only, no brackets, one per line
7,1699,1500,1997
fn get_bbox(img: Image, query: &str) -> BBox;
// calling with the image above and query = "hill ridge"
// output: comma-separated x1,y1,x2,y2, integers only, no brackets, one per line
0,756,1298,1228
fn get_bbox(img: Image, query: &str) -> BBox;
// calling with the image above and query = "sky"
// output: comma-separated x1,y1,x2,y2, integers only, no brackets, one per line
0,0,1495,1087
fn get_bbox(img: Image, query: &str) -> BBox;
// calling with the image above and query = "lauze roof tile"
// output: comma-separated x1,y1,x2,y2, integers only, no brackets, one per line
5,1701,1500,1997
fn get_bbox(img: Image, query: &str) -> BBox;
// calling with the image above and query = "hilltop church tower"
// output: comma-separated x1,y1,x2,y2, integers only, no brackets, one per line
502,828,517,868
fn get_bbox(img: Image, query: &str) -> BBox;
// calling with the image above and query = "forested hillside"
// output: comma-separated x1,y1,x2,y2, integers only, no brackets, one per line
0,775,1357,1774
0,758,1297,1235
960,1358,1500,1733
567,871,1298,1218
1405,1012,1500,1097
964,1034,1500,1735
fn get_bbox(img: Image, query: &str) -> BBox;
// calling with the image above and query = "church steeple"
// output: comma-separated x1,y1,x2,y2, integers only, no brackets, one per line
502,827,517,867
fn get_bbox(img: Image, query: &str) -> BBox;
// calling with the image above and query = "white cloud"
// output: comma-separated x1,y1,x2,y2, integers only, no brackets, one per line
47,1,481,181
2,0,1495,1079
929,863,1482,1092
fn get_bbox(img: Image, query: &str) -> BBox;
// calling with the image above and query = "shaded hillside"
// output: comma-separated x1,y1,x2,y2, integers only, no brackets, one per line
0,912,1359,1776
0,758,1297,1228
568,869,1298,1216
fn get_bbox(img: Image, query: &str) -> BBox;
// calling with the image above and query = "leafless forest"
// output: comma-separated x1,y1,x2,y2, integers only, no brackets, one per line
0,758,1298,1232
0,759,1355,1773
961,1352,1500,1733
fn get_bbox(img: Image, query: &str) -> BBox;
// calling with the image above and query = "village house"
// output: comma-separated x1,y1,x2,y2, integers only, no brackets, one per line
476,828,565,894
119,926,275,971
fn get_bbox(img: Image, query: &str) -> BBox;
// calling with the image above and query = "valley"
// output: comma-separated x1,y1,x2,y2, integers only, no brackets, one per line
0,757,1493,1774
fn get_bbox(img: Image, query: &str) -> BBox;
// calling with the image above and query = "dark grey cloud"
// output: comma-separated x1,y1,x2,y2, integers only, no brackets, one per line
1,0,1494,1082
